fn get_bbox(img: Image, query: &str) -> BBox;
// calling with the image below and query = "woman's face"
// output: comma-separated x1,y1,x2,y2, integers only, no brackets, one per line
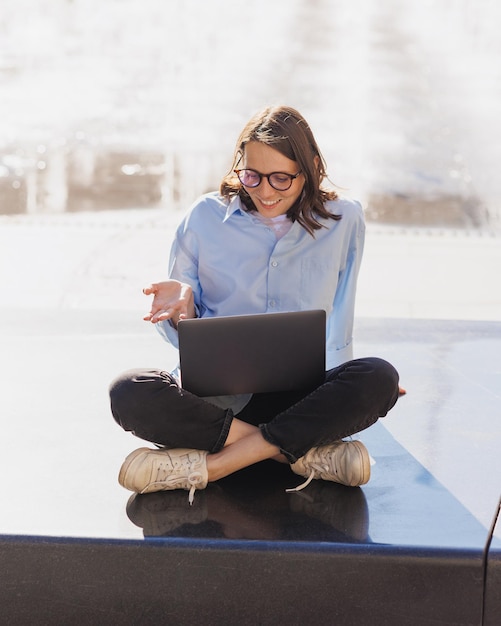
240,141,304,218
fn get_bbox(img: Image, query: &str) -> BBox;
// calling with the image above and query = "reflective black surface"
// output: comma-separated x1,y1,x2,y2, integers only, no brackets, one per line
0,311,498,549
126,462,372,543
124,420,496,549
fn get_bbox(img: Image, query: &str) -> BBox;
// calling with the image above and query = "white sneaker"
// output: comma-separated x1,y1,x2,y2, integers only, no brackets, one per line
288,440,370,492
119,447,208,505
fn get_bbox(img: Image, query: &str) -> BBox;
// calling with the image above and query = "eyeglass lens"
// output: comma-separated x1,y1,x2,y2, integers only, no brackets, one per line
236,169,296,191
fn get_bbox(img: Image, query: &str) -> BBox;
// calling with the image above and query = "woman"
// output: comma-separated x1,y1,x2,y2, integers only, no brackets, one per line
110,105,400,504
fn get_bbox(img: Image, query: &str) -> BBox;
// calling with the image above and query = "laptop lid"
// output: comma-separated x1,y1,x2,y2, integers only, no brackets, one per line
178,310,326,397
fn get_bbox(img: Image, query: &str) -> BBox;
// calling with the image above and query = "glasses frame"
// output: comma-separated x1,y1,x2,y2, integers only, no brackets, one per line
234,168,302,191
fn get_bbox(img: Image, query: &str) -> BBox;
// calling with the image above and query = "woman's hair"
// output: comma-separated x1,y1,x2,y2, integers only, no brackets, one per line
220,105,340,235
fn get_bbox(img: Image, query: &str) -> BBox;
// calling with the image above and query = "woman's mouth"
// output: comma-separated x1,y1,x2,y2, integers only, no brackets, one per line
258,198,281,209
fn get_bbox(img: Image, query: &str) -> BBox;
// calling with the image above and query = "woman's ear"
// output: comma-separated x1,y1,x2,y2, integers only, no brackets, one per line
313,155,320,170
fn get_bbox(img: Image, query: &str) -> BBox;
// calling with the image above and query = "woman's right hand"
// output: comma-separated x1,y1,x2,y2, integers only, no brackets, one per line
143,280,195,327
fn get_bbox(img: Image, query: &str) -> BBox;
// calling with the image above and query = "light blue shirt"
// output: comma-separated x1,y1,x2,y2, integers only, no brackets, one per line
157,192,365,413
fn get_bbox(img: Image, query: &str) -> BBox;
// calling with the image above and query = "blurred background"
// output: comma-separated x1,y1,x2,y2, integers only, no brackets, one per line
0,0,500,318
1,0,500,224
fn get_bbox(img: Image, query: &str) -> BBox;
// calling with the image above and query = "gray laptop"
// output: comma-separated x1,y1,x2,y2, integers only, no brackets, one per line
178,310,326,396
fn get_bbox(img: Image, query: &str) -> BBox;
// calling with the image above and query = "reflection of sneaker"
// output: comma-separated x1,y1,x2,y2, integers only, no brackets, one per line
288,441,370,491
288,481,369,542
126,491,208,536
118,447,208,505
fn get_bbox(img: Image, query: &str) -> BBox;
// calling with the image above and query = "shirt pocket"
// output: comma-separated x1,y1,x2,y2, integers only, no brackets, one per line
300,257,338,311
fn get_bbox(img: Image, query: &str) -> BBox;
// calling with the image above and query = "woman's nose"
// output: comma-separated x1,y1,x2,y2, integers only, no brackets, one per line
258,176,276,196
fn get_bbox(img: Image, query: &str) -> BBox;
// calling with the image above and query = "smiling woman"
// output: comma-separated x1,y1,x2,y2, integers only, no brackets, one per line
109,104,401,504
221,105,341,234
234,142,304,218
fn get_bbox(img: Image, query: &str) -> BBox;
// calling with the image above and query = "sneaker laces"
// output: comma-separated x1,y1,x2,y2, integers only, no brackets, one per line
187,472,205,505
286,453,340,493
286,470,315,493
140,470,206,505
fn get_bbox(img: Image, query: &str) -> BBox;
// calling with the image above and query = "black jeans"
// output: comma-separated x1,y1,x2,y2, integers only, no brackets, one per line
110,357,400,463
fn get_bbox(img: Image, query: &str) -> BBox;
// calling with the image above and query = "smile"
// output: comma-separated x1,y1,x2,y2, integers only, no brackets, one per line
259,199,281,206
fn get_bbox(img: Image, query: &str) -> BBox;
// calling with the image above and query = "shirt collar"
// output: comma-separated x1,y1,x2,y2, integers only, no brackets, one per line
223,195,246,222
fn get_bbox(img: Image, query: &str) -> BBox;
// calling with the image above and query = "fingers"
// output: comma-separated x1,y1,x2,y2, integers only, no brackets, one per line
144,309,172,324
151,310,175,323
144,306,186,325
143,285,156,321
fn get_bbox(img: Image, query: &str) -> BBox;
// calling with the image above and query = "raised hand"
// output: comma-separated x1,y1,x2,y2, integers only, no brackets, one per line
143,280,195,327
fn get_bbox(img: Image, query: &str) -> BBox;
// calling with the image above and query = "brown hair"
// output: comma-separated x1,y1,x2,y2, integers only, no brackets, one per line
220,105,340,235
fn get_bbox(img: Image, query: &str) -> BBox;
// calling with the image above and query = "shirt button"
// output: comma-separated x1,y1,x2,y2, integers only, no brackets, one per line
269,300,276,307
271,261,278,267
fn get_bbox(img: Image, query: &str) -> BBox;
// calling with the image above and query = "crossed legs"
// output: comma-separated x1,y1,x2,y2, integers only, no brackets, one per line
209,419,285,481
111,358,400,497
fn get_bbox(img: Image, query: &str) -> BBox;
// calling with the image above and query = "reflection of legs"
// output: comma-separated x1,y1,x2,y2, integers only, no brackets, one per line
127,483,283,540
207,486,281,540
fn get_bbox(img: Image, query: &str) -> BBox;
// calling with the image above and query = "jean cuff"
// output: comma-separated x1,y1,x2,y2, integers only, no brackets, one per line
211,409,234,453
259,423,297,464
